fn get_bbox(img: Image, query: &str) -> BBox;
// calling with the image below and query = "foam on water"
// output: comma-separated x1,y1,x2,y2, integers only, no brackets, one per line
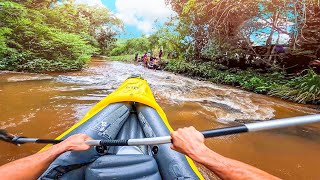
7,74,53,82
53,61,278,122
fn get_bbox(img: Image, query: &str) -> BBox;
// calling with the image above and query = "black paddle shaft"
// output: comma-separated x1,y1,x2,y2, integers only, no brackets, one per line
11,138,63,145
2,114,320,146
201,125,248,138
34,139,63,144
0,130,63,145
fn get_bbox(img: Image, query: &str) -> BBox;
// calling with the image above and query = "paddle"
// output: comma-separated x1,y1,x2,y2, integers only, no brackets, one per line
0,130,63,145
1,114,320,146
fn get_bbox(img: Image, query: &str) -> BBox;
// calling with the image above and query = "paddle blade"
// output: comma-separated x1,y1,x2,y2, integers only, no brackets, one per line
0,129,15,143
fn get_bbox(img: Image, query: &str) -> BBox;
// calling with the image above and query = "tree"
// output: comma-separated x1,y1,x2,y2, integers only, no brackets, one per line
76,5,123,54
10,0,61,8
165,0,320,71
0,1,122,72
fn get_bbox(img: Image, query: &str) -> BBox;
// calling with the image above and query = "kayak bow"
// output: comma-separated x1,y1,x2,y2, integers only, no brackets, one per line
39,77,204,180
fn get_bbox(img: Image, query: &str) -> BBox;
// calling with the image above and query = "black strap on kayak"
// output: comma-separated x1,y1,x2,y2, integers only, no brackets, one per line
44,163,90,179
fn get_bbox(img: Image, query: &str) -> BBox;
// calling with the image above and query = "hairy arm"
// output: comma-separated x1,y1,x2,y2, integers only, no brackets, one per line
171,127,280,180
0,134,91,180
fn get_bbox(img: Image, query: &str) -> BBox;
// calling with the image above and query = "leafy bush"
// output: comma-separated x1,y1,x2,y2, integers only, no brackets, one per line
269,70,320,104
0,28,13,59
0,1,118,72
17,59,85,72
165,60,319,104
109,38,152,56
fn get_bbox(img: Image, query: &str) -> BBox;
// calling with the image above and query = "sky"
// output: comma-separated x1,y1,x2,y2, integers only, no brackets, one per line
73,0,291,44
74,0,175,39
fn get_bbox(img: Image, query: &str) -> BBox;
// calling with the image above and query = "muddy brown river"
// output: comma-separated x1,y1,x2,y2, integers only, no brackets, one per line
1,59,320,179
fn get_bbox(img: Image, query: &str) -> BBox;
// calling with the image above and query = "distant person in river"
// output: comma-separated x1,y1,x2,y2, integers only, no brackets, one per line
143,53,148,67
153,57,159,71
159,49,163,60
134,53,139,62
167,52,171,59
147,49,151,57
0,127,280,180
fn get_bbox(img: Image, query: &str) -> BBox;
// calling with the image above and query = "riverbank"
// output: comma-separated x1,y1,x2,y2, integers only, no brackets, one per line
165,60,320,105
106,55,319,105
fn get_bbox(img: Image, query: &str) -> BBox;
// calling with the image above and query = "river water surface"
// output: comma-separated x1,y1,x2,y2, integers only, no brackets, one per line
1,59,320,179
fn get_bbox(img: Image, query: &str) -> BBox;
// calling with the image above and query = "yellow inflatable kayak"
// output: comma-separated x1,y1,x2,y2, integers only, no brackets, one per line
39,76,204,179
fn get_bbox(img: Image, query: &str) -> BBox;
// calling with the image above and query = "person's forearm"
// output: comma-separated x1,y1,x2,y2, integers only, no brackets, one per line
0,144,67,180
191,146,280,180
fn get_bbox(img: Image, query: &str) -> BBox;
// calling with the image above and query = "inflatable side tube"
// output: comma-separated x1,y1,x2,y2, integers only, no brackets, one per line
39,103,131,179
136,103,200,179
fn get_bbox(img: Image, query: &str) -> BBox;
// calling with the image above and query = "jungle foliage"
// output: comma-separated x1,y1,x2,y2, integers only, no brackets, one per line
0,0,122,72
165,0,320,69
161,0,320,104
109,33,175,57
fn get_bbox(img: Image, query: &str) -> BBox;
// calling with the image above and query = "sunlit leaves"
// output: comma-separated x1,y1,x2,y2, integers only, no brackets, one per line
269,70,320,103
0,1,119,72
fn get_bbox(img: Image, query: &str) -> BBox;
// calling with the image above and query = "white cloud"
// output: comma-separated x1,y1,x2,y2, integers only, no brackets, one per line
115,0,175,34
72,0,174,35
73,0,104,7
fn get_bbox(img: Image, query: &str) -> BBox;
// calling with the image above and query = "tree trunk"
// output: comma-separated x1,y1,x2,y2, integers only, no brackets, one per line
266,9,279,66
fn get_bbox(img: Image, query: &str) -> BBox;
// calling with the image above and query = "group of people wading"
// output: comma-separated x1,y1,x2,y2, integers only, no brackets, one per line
135,48,164,71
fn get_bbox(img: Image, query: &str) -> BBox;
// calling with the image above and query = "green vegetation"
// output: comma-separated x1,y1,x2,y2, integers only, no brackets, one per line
147,0,320,105
270,70,320,104
109,38,150,56
165,60,320,104
0,1,122,72
165,0,320,67
2,0,318,104
109,33,175,57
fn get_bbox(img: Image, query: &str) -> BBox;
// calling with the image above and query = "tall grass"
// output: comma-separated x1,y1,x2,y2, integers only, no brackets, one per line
165,60,320,104
269,70,320,104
